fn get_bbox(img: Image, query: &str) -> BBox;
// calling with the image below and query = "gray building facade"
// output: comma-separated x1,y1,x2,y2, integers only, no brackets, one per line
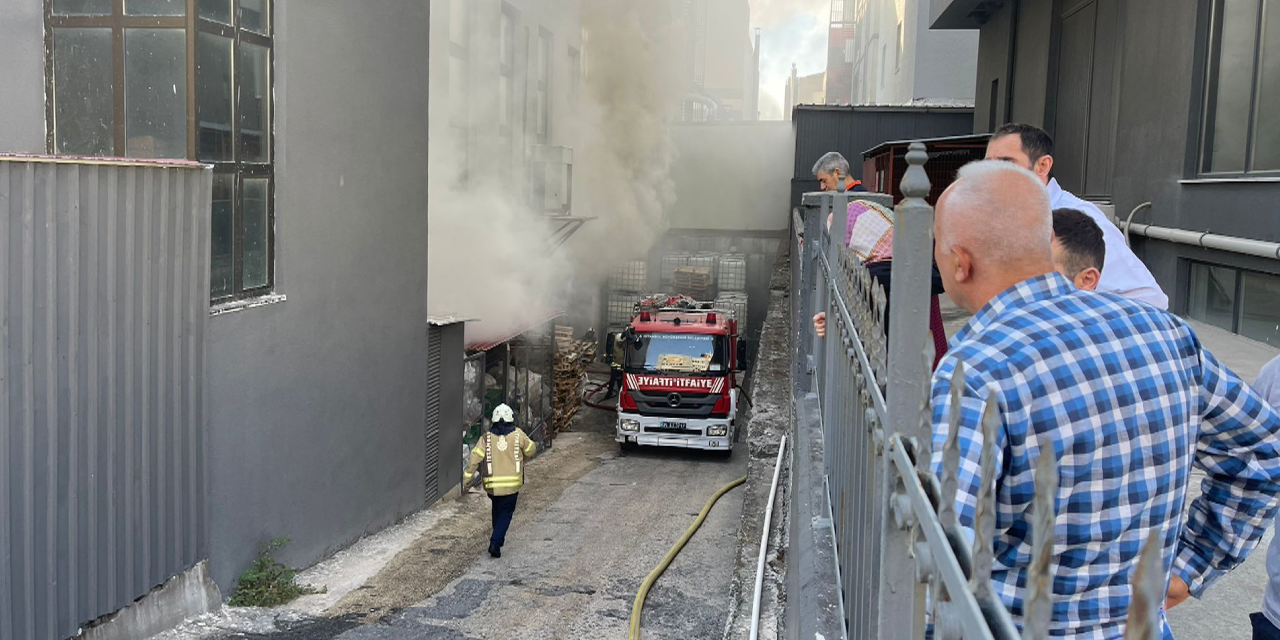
0,1,438,635
934,0,1280,347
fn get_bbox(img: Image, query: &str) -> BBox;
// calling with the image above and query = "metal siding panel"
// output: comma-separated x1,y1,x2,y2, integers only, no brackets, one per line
0,161,12,640
424,327,443,505
1,160,210,640
436,323,466,499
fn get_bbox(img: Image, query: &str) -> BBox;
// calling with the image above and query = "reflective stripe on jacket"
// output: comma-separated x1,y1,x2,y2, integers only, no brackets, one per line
465,427,538,496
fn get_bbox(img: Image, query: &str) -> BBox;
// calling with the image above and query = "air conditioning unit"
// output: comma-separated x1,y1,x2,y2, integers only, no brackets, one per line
529,145,574,216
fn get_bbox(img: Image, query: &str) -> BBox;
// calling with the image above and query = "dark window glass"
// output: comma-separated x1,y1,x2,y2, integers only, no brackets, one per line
240,0,268,33
1188,263,1238,331
52,28,114,155
240,42,270,162
1241,270,1280,346
51,0,110,14
242,178,270,290
210,174,235,298
197,32,234,161
1252,6,1280,170
198,0,232,23
124,28,188,158
1207,0,1257,173
125,0,185,15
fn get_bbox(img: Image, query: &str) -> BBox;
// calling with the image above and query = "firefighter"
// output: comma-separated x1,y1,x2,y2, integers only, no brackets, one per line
464,404,537,558
604,331,626,399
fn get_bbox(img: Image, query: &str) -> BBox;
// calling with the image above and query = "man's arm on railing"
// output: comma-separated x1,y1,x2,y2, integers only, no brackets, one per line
1173,347,1280,598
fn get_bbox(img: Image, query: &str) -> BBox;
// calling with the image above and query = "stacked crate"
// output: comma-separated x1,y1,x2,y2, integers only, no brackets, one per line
717,254,747,293
714,291,748,324
607,260,647,330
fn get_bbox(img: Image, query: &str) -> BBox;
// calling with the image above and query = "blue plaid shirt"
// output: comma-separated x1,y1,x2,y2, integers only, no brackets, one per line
930,273,1280,639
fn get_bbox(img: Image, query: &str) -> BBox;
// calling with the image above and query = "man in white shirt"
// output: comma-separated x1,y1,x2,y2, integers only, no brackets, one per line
1254,355,1280,640
985,123,1169,309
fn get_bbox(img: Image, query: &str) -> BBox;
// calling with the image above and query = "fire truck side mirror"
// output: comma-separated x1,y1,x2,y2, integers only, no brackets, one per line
736,340,750,371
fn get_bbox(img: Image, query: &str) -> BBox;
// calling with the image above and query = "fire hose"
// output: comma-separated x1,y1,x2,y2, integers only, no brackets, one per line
628,474,747,640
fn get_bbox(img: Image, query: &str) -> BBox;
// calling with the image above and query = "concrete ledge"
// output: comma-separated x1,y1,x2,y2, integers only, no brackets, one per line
79,561,222,640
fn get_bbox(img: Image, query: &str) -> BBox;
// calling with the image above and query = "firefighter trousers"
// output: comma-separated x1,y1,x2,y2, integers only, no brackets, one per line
489,493,519,549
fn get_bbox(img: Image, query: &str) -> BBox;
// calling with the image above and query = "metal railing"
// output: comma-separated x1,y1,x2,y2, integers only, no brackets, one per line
785,143,1166,640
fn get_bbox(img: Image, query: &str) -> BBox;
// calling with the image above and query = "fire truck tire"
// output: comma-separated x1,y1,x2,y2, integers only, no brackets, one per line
620,440,639,454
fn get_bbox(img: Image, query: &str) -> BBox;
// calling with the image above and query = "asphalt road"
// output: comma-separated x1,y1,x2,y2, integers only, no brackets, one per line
363,415,750,640
187,406,750,640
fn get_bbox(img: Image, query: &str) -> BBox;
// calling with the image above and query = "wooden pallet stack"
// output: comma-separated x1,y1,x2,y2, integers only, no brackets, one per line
673,266,713,299
552,326,597,434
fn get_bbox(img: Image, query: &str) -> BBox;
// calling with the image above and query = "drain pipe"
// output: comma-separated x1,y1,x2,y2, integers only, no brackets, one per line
750,435,788,640
1122,202,1280,260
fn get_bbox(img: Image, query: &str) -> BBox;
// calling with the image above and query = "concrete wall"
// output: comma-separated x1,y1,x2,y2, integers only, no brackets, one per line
971,0,1280,314
1109,0,1280,310
205,0,432,591
669,122,795,232
0,0,45,153
911,0,979,102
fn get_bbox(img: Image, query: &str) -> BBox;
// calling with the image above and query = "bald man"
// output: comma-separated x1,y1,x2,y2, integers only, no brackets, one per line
929,161,1280,639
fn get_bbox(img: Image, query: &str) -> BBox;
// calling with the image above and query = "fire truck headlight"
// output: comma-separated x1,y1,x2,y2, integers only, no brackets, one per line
707,425,728,437
620,419,641,432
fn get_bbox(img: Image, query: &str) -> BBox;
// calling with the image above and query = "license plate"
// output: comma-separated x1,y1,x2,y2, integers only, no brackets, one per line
660,421,687,430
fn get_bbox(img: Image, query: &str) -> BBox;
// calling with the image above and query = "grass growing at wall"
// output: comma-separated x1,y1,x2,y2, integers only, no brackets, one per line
229,538,323,607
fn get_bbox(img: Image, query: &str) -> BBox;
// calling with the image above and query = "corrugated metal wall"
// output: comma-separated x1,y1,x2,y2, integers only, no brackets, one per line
790,105,975,208
0,157,211,640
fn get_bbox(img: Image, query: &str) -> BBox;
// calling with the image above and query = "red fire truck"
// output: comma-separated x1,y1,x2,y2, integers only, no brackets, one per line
612,295,748,454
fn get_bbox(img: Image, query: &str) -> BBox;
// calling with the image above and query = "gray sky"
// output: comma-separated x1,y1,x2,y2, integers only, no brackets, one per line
752,0,829,120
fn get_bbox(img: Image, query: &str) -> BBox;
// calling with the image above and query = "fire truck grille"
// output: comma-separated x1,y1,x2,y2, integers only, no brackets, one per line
628,390,718,418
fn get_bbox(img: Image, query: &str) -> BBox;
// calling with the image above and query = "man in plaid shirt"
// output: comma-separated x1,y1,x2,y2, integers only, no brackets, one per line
929,161,1280,639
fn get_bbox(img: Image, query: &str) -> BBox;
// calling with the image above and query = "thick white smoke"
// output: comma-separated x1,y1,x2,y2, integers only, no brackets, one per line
427,0,685,342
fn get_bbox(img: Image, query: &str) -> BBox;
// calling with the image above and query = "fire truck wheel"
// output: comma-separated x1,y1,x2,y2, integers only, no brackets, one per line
620,440,639,455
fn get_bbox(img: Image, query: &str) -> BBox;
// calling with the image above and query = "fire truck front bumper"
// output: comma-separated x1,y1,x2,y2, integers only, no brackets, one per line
616,414,734,451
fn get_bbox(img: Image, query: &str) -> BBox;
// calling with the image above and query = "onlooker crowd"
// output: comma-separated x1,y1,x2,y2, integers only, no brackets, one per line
809,123,1280,640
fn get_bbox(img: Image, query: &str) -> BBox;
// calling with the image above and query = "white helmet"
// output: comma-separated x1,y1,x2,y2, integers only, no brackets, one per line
491,404,515,424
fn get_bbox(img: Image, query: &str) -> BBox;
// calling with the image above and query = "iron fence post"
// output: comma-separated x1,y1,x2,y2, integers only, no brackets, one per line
878,142,935,638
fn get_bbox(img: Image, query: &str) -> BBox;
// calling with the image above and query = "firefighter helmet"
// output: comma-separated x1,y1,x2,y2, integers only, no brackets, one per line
491,404,515,424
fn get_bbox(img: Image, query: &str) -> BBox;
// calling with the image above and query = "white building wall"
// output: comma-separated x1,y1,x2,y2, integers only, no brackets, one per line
849,0,976,105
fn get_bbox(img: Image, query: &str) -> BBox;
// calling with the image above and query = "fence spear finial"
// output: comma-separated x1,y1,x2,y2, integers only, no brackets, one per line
1023,449,1059,639
970,387,1001,600
1124,529,1165,640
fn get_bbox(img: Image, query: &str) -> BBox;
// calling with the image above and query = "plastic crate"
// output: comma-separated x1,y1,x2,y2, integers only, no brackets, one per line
714,292,748,323
718,255,747,292
606,293,641,327
608,260,648,292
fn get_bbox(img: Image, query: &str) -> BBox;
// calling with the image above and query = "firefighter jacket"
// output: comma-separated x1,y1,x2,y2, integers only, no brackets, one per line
465,425,537,496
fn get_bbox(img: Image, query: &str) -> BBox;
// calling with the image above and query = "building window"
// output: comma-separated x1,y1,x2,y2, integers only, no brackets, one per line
47,0,274,303
536,29,551,142
448,0,470,185
568,45,581,112
499,3,516,135
895,21,902,72
1201,0,1280,175
1187,261,1280,346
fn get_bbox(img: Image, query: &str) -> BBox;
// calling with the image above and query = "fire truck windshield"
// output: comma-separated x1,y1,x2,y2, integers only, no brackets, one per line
624,333,727,375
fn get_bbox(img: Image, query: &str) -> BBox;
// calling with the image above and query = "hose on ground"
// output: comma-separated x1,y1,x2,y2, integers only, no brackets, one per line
628,475,748,640
583,380,617,411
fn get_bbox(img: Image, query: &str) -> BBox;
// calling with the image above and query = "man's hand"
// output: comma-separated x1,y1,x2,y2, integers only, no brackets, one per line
1164,575,1191,610
813,312,827,338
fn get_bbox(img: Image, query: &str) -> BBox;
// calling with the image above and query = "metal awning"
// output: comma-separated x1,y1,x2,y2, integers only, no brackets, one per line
466,311,565,352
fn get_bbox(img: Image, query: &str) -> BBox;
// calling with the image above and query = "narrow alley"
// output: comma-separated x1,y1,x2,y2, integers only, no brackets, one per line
158,404,754,640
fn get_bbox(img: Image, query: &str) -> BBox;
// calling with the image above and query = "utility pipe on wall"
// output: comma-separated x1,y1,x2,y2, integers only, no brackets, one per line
1121,202,1280,261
